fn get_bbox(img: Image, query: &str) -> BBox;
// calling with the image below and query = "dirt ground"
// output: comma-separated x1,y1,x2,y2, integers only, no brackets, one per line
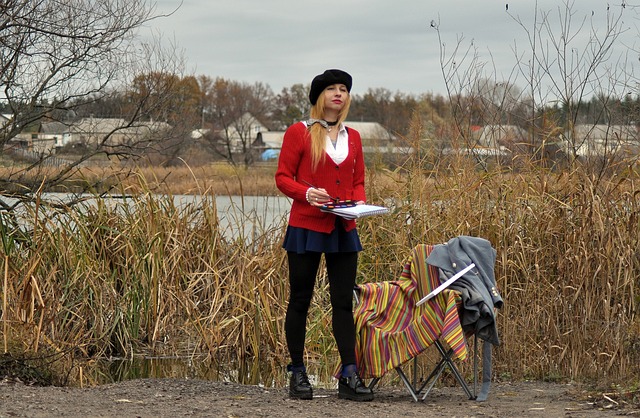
1,378,639,418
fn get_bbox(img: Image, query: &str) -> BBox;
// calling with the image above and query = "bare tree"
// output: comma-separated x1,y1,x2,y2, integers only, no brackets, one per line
432,2,636,172
429,18,519,170
272,83,309,130
509,0,633,172
198,77,274,167
0,0,184,203
124,72,202,165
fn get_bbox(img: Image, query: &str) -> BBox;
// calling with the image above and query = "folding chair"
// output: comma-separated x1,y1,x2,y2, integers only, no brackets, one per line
351,242,498,402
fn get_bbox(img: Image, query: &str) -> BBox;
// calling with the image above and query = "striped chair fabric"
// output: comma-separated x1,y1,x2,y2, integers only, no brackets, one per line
353,244,468,379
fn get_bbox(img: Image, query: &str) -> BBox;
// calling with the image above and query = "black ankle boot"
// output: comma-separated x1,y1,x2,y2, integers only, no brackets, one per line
289,368,313,400
338,370,374,402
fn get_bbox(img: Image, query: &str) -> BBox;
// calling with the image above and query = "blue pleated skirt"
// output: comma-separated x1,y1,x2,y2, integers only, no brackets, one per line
283,219,363,254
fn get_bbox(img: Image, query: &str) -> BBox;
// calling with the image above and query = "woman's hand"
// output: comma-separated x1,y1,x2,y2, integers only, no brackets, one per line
306,187,332,206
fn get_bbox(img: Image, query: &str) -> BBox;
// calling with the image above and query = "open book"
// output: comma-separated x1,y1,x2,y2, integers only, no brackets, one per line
320,203,389,220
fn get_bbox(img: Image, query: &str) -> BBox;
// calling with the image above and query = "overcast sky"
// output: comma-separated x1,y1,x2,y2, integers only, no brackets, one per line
144,1,638,96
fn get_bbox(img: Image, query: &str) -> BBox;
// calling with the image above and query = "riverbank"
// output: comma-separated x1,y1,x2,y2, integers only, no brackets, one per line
1,377,637,417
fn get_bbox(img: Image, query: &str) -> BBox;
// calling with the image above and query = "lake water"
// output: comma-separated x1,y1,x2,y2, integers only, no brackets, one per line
167,194,292,240
1,193,294,384
1,193,293,241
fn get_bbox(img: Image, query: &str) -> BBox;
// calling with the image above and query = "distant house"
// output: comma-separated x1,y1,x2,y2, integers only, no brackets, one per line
473,124,524,150
344,121,395,143
5,116,172,164
462,124,508,155
40,121,71,148
253,131,285,161
67,117,171,147
342,121,411,155
249,118,407,163
459,123,640,159
9,120,62,154
250,119,402,160
190,128,210,139
567,124,639,157
225,112,270,153
10,135,56,155
440,124,518,157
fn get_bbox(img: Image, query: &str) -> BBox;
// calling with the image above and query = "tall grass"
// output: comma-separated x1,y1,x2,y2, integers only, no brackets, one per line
1,154,639,389
362,151,640,385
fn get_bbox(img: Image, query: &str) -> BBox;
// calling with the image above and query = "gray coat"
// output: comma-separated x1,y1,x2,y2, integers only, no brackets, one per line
426,235,503,345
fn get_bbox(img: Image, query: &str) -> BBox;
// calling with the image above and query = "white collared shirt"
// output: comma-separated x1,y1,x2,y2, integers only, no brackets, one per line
325,124,348,165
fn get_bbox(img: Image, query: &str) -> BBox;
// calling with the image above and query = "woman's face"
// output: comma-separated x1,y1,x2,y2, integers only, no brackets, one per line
322,84,349,113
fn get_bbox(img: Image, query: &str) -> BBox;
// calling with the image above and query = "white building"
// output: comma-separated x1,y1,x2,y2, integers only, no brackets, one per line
567,124,639,157
67,117,171,147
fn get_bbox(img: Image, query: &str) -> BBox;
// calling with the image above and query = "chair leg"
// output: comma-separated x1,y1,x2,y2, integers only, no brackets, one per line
367,377,380,391
473,334,478,398
368,339,479,402
421,340,476,401
412,356,419,389
395,367,420,402
419,347,449,399
363,372,419,400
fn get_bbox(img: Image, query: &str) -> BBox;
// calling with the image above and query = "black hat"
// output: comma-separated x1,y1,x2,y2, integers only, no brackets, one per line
308,69,352,105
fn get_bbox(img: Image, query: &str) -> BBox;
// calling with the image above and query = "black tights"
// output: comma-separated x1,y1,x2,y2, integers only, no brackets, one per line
285,251,358,367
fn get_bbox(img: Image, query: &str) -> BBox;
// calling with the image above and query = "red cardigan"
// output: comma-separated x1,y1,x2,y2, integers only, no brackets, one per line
275,122,366,233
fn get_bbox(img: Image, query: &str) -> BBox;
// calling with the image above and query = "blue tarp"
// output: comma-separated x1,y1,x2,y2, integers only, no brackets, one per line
261,149,280,161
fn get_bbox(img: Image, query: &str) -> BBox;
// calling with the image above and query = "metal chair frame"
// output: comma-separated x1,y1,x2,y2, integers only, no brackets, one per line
354,287,478,402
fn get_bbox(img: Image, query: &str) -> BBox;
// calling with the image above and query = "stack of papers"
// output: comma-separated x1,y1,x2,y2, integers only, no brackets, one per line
320,204,389,220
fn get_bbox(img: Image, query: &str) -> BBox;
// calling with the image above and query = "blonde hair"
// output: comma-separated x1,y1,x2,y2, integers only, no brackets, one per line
308,92,351,171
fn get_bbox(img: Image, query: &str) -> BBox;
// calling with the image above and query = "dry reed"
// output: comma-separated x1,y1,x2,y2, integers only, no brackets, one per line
0,153,638,390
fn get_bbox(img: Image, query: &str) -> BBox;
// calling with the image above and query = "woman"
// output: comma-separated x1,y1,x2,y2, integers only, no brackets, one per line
275,69,373,402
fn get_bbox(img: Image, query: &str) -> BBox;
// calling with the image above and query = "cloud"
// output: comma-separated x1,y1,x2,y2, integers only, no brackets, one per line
145,0,635,96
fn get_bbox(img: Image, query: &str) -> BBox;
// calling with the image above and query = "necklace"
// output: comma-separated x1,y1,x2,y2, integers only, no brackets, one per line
306,118,339,132
325,120,338,133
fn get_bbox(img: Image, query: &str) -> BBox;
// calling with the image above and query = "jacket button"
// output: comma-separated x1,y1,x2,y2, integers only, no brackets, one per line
336,180,340,184
452,262,457,268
